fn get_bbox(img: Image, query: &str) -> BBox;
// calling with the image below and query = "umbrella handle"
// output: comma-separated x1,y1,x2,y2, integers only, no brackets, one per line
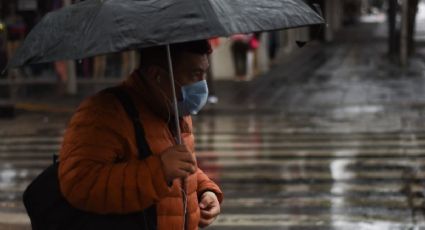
166,44,182,145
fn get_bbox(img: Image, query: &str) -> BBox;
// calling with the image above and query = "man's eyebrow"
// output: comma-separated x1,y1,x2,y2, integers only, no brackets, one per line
192,68,206,72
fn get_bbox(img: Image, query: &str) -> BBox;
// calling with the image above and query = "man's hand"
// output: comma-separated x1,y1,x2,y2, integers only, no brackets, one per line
199,191,220,228
160,144,197,183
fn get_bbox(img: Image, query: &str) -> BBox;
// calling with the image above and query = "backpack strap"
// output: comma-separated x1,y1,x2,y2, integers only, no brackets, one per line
107,87,153,160
108,87,157,229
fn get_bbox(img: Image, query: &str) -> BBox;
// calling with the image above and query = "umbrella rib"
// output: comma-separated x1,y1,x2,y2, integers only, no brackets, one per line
203,0,229,36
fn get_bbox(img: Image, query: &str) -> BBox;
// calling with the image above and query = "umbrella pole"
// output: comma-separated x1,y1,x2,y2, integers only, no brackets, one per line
166,44,182,145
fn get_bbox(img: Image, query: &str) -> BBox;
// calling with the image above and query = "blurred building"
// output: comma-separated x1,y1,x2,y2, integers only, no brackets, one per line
211,0,419,79
0,0,421,98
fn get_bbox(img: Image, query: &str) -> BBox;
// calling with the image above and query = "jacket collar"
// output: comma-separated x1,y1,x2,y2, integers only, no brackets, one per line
122,70,191,133
123,70,168,119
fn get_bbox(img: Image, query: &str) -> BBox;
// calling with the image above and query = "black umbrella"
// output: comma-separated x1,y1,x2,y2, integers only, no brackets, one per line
6,0,324,143
7,0,323,67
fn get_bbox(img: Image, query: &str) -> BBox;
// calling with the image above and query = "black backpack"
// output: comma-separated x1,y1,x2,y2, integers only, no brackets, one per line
23,87,156,230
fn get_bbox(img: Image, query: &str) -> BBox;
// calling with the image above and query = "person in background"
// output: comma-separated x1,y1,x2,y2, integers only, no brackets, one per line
268,31,280,67
5,3,26,63
250,32,261,78
93,55,106,79
231,34,260,81
230,33,252,81
207,38,220,104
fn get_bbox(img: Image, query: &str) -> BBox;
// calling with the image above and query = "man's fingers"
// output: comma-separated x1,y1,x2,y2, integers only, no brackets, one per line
201,204,220,218
200,195,214,209
198,219,208,228
201,210,214,219
178,162,196,174
208,204,220,216
161,144,198,181
174,145,191,154
171,145,197,165
174,169,190,178
199,217,214,228
172,146,196,164
199,193,220,228
179,152,196,164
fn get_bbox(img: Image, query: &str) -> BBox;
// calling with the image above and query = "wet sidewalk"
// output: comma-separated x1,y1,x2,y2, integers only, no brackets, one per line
199,22,425,229
203,22,425,133
2,21,425,229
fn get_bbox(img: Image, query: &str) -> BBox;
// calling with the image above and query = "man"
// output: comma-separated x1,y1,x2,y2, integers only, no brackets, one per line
58,40,223,230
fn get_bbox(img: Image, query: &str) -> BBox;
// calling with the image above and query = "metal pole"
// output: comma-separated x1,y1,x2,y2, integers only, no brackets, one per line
166,44,182,145
401,0,409,67
388,0,397,56
63,0,77,94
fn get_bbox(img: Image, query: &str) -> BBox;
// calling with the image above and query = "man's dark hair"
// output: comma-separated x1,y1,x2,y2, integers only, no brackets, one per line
139,40,212,68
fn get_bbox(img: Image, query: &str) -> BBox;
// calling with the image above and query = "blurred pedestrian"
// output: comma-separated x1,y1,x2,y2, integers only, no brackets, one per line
120,51,134,78
230,34,250,81
268,31,280,66
250,32,261,78
93,54,106,79
58,40,223,229
5,3,26,62
230,33,259,81
207,38,220,104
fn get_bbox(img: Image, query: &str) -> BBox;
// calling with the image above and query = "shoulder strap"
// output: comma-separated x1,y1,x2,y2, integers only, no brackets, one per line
107,87,153,160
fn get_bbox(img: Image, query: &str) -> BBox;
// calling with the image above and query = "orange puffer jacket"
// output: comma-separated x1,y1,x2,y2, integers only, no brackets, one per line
58,72,223,230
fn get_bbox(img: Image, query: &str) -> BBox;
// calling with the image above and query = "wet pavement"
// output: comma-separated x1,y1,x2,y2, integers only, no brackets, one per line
2,21,425,229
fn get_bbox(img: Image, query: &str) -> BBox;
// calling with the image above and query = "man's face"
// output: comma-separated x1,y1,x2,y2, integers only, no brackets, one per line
159,52,209,100
174,52,209,86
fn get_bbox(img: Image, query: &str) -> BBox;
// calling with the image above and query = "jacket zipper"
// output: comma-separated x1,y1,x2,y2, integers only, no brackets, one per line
181,179,188,230
166,122,188,230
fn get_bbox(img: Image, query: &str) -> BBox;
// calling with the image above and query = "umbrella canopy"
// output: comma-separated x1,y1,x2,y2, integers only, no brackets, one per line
7,0,323,68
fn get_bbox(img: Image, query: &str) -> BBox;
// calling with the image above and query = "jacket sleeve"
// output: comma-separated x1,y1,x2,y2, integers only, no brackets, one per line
196,168,223,204
58,94,172,214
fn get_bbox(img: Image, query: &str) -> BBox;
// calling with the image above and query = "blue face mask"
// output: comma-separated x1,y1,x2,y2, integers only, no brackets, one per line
177,80,209,116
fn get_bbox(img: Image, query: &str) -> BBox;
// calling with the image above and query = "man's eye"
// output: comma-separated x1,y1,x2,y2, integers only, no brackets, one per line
192,71,205,80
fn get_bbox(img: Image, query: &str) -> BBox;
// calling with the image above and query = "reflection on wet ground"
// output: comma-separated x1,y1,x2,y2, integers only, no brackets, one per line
2,22,425,229
196,22,425,229
2,118,425,229
2,123,425,229
193,115,425,229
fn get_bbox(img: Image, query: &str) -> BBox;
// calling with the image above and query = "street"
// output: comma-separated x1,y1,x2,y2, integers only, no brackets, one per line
2,21,425,229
